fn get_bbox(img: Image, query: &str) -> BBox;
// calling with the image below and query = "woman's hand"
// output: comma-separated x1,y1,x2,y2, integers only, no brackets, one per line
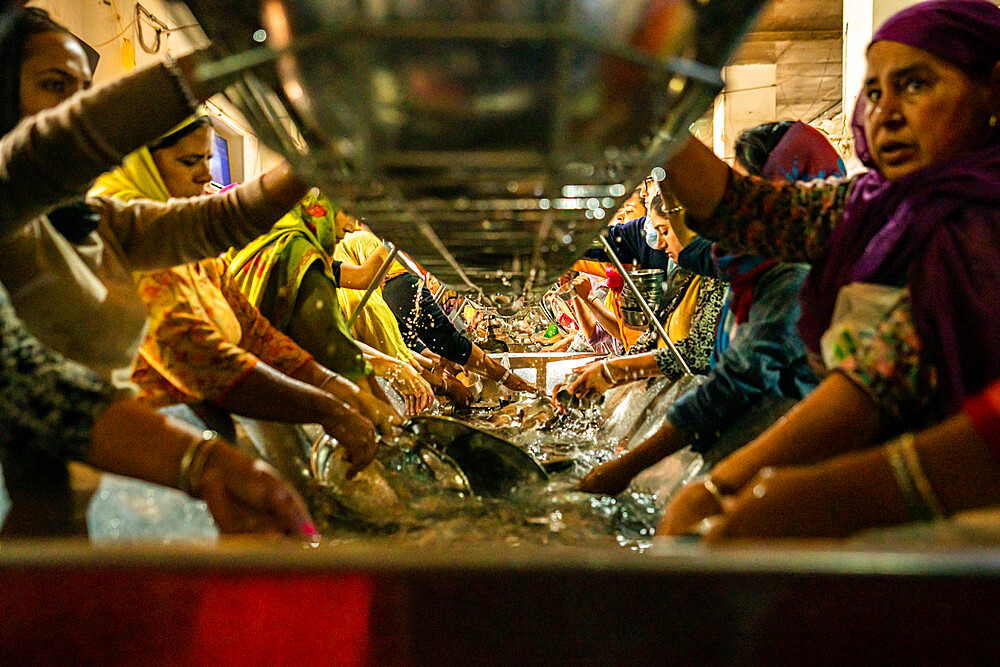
352,387,404,437
577,457,635,495
319,401,379,478
440,372,474,406
571,275,593,300
198,442,318,540
371,357,435,415
704,457,905,541
658,478,728,536
503,372,538,394
317,371,402,436
566,361,615,400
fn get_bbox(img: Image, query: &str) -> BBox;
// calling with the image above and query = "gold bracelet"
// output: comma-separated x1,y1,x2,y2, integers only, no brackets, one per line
318,374,338,392
885,438,935,522
700,477,726,510
898,432,946,520
178,430,221,498
498,368,512,385
600,359,614,384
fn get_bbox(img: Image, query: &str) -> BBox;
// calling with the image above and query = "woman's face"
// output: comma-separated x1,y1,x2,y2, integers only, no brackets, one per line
863,41,997,180
19,31,92,118
334,210,358,241
649,208,685,260
611,190,646,225
151,125,214,198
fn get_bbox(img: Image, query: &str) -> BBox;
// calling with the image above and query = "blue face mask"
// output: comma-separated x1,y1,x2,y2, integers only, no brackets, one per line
643,217,659,250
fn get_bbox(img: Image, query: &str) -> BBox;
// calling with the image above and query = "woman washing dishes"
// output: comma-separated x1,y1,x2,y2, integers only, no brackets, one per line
658,0,1000,538
574,121,842,495
225,193,440,415
0,7,317,537
89,116,402,450
559,190,725,401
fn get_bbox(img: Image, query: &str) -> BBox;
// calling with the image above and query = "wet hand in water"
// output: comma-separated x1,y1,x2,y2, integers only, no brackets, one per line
658,478,728,536
385,360,435,415
441,373,473,407
353,389,404,438
504,373,539,394
567,362,613,400
704,464,873,541
198,443,319,540
321,401,380,478
577,457,634,495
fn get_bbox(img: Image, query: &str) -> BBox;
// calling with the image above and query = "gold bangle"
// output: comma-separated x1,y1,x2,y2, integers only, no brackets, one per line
885,437,935,522
178,430,221,498
700,477,726,510
600,359,614,384
898,433,946,520
498,368,512,385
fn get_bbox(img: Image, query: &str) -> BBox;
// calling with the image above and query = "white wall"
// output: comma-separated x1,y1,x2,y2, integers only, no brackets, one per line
28,0,279,180
841,0,923,166
713,64,777,161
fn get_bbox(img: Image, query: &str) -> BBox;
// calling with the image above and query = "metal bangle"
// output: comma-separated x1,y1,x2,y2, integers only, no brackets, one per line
498,368,512,385
885,438,935,522
600,359,614,384
700,477,726,510
163,52,201,112
178,429,220,497
898,433,946,520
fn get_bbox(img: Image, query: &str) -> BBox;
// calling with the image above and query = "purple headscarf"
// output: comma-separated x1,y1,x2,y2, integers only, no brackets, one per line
797,0,1000,417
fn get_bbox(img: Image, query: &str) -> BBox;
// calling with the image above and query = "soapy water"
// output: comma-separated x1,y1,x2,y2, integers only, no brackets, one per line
76,375,704,549
306,379,709,551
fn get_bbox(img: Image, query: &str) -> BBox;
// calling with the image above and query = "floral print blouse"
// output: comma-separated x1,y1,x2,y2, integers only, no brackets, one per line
132,258,314,407
692,172,936,425
628,271,726,381
0,281,112,461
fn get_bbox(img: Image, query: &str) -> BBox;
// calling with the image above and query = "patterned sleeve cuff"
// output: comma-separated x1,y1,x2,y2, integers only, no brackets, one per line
653,346,682,381
832,367,889,417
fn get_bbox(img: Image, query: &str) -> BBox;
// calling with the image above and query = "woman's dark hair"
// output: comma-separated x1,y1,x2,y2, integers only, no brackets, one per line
147,115,214,151
733,121,794,176
649,190,681,217
0,7,98,136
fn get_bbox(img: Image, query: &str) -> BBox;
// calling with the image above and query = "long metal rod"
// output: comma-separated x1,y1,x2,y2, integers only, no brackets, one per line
598,235,692,376
347,245,399,328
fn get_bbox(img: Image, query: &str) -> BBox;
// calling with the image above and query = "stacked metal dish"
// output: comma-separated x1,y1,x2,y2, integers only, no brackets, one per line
621,269,665,328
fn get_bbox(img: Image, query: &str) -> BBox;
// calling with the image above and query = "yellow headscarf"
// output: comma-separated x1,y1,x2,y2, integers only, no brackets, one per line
89,146,171,202
333,230,415,362
90,113,206,202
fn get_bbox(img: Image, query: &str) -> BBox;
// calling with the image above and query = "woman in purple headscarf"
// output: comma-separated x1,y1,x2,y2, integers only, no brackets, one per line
656,0,1000,538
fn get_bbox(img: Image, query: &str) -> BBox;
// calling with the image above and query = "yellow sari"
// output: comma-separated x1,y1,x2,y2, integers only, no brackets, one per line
334,230,415,363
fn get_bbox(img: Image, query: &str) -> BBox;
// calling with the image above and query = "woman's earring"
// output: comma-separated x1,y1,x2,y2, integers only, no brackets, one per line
990,115,998,128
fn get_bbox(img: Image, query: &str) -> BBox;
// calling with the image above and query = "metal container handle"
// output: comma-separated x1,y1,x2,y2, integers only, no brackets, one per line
347,243,399,328
598,235,693,377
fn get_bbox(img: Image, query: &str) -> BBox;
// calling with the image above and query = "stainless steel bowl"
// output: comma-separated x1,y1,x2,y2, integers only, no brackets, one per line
620,306,648,328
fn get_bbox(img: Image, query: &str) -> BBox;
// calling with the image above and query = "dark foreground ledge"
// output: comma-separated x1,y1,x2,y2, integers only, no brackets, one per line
2,539,999,664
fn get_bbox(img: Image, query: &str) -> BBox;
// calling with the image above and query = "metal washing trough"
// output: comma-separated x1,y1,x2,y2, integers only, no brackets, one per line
3,539,1000,663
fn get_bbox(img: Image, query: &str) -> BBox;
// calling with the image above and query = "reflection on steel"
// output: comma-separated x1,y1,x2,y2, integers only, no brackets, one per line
172,0,769,297
599,235,691,376
346,243,398,328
